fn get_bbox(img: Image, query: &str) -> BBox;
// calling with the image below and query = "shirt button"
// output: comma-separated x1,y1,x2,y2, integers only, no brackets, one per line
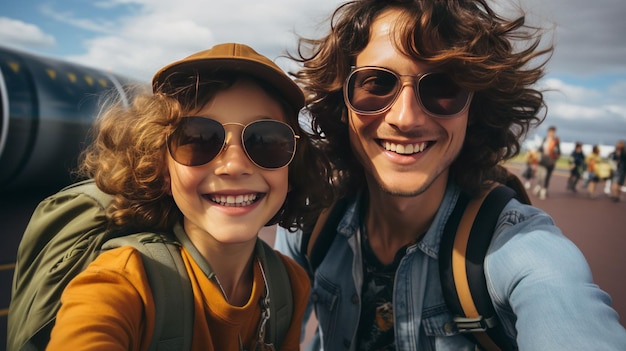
351,294,359,304
444,321,455,333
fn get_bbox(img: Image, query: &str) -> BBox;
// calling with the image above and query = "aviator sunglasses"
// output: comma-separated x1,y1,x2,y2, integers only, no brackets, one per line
344,66,473,117
167,116,299,169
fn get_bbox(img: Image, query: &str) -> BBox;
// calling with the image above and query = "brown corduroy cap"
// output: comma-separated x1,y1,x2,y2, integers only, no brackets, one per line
152,42,304,112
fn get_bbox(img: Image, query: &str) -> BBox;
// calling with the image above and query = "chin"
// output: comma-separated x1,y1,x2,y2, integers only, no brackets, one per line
379,185,426,197
209,224,263,244
376,175,430,197
214,233,259,245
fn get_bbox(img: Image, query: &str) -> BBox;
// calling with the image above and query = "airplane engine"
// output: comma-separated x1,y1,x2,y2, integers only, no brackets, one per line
0,46,135,193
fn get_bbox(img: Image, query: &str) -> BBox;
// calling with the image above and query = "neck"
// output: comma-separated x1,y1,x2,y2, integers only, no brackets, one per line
184,222,257,306
363,178,446,265
210,249,255,306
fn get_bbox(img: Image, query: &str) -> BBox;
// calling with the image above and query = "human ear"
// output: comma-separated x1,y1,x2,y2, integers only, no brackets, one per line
163,171,172,195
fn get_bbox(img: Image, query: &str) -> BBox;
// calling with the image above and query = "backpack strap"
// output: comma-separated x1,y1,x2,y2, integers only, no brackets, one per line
78,180,194,350
60,179,115,206
256,240,293,349
171,225,293,348
503,171,531,206
103,233,193,351
439,185,519,351
303,196,351,275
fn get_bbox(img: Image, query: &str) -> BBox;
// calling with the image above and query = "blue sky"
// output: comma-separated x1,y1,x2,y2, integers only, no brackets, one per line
2,0,626,149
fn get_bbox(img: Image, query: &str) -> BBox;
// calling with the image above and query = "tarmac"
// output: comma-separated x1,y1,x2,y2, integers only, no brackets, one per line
1,163,624,349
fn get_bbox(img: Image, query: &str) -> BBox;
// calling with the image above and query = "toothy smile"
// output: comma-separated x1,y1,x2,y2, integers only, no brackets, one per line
382,141,428,155
210,193,260,207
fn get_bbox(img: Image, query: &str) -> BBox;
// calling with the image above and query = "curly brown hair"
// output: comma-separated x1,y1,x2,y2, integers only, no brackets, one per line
78,71,334,233
290,0,553,197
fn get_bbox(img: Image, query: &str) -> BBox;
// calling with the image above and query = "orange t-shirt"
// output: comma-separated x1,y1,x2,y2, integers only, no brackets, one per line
47,243,310,351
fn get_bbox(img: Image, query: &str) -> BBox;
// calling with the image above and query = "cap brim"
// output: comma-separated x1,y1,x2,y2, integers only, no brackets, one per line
153,57,304,113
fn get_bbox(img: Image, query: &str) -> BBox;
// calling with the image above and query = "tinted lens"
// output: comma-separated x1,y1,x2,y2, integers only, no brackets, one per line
345,67,471,117
419,72,471,116
346,68,399,114
243,120,296,169
168,117,224,166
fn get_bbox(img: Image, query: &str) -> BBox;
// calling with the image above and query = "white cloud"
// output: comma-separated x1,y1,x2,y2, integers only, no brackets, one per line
608,80,626,98
0,17,56,48
54,0,338,81
39,4,116,34
543,78,602,103
535,76,626,144
549,103,608,120
543,78,626,121
605,105,626,121
67,15,216,81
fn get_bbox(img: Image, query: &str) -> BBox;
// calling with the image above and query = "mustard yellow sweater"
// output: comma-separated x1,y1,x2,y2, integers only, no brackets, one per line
48,243,310,351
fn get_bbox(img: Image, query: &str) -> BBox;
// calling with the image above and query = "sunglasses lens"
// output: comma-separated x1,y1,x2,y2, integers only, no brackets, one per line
345,68,470,116
346,68,398,114
168,117,224,166
244,120,296,169
419,73,471,116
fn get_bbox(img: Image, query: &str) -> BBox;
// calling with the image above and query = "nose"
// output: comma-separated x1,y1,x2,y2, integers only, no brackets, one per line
214,131,255,176
384,81,429,131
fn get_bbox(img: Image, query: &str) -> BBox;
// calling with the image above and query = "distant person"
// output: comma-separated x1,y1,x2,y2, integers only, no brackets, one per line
44,43,321,350
522,149,539,189
567,142,585,192
534,125,561,199
585,145,606,198
609,140,626,202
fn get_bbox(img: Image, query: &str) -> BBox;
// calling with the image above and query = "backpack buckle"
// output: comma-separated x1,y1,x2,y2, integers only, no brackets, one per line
253,261,275,351
453,315,498,333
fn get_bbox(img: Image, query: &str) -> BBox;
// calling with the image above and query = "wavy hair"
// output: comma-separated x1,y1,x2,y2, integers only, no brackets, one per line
78,72,334,232
290,0,554,197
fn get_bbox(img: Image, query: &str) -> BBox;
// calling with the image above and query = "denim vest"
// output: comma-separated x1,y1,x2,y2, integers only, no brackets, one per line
275,182,626,351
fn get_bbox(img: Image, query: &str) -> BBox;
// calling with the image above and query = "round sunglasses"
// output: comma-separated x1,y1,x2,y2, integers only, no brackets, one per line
167,116,299,169
344,66,473,117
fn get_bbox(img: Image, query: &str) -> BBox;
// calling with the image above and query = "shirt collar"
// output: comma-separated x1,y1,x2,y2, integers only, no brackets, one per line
336,181,461,260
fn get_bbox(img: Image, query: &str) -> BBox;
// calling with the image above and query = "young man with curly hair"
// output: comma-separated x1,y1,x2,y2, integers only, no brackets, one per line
275,1,626,349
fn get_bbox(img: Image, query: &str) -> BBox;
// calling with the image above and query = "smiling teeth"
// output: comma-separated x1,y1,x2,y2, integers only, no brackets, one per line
211,194,257,207
383,141,426,154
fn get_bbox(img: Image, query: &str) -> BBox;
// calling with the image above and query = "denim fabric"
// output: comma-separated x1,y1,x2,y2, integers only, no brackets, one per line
275,182,626,351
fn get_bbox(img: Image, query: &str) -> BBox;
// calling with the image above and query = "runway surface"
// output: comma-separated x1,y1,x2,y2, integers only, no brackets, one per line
1,164,624,349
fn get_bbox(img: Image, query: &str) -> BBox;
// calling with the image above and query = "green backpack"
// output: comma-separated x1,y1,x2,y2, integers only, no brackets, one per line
8,179,293,351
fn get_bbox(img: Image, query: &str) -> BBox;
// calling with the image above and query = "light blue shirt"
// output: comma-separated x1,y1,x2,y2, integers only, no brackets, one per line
275,182,626,350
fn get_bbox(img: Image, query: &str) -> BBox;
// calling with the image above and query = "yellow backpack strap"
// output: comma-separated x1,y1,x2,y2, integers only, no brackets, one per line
440,183,520,351
453,184,502,351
